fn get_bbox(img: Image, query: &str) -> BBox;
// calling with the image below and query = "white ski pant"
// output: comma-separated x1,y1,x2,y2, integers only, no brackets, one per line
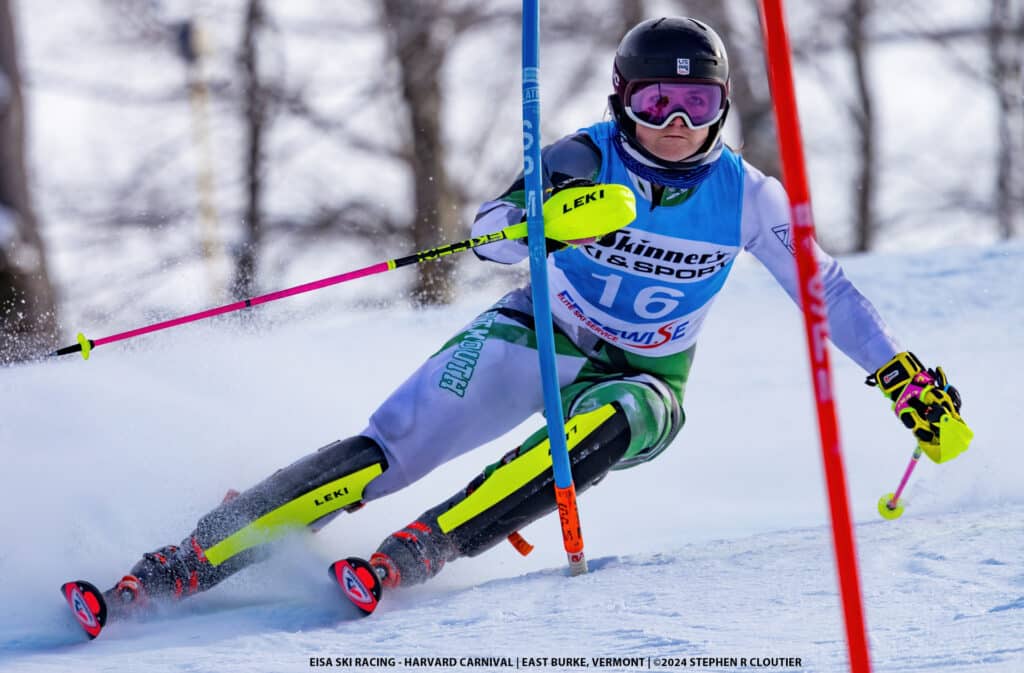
362,287,689,500
362,289,588,498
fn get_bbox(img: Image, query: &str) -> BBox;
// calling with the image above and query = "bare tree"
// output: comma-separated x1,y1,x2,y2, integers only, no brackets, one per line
679,1,782,179
848,0,877,252
990,0,1022,239
232,0,268,299
0,0,57,362
380,0,462,305
819,0,1024,245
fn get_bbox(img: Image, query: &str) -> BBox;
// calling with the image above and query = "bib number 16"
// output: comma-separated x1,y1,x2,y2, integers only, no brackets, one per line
592,272,684,320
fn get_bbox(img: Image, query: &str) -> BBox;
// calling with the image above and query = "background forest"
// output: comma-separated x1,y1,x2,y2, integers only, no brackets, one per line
1,0,1021,362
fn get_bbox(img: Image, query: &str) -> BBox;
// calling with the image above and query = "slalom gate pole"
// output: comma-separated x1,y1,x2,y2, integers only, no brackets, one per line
759,1,871,670
522,0,587,576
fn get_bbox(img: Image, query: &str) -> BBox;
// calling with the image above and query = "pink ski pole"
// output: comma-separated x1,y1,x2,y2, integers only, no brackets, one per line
48,231,506,360
48,183,637,360
877,446,924,520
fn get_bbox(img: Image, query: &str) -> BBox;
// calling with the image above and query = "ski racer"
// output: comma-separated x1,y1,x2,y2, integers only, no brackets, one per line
95,16,970,613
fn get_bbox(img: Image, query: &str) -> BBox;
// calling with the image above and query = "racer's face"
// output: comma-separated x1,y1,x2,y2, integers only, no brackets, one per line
634,116,710,162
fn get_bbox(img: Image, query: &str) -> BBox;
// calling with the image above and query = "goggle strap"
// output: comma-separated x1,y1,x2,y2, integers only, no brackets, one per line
623,106,724,131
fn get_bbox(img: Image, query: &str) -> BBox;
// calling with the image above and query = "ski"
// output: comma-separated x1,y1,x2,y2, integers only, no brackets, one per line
329,557,383,616
60,556,381,641
61,580,108,639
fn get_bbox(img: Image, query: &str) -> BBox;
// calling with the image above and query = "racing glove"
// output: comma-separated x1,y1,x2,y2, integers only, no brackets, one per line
540,177,601,253
866,351,973,463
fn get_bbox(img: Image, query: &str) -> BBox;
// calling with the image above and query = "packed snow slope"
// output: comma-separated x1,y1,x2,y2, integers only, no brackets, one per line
0,242,1021,673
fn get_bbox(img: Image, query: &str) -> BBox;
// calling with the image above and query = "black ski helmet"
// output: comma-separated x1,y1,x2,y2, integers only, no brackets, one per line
610,17,730,167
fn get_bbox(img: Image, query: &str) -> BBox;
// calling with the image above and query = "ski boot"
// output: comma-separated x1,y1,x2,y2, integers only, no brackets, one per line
104,490,245,616
103,538,215,616
369,518,458,589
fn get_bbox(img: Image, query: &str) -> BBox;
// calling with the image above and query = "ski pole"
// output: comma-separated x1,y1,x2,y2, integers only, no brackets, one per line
877,445,924,520
49,183,635,360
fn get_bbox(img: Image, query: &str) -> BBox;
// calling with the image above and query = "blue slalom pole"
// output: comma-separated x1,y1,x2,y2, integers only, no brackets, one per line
521,0,587,575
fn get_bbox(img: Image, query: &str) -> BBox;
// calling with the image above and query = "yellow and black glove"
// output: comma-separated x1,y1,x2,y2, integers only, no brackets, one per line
540,177,600,253
866,351,973,463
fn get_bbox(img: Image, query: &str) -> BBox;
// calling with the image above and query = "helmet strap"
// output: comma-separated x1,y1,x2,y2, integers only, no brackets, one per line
608,94,634,137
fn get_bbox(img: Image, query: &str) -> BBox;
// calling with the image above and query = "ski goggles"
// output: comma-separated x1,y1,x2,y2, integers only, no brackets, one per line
624,81,726,130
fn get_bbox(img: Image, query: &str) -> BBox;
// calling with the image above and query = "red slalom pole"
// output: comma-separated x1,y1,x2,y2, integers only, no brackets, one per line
759,1,872,671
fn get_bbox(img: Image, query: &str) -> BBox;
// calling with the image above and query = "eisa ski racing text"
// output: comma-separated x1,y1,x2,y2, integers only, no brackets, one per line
309,657,521,668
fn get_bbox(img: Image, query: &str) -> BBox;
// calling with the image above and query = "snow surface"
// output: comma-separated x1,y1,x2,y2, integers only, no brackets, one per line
0,241,1022,673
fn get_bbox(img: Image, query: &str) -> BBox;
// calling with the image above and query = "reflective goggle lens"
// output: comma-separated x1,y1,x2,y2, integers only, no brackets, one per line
626,82,724,129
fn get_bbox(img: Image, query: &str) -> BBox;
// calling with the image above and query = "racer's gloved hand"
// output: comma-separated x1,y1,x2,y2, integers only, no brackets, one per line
541,176,600,253
865,351,973,463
